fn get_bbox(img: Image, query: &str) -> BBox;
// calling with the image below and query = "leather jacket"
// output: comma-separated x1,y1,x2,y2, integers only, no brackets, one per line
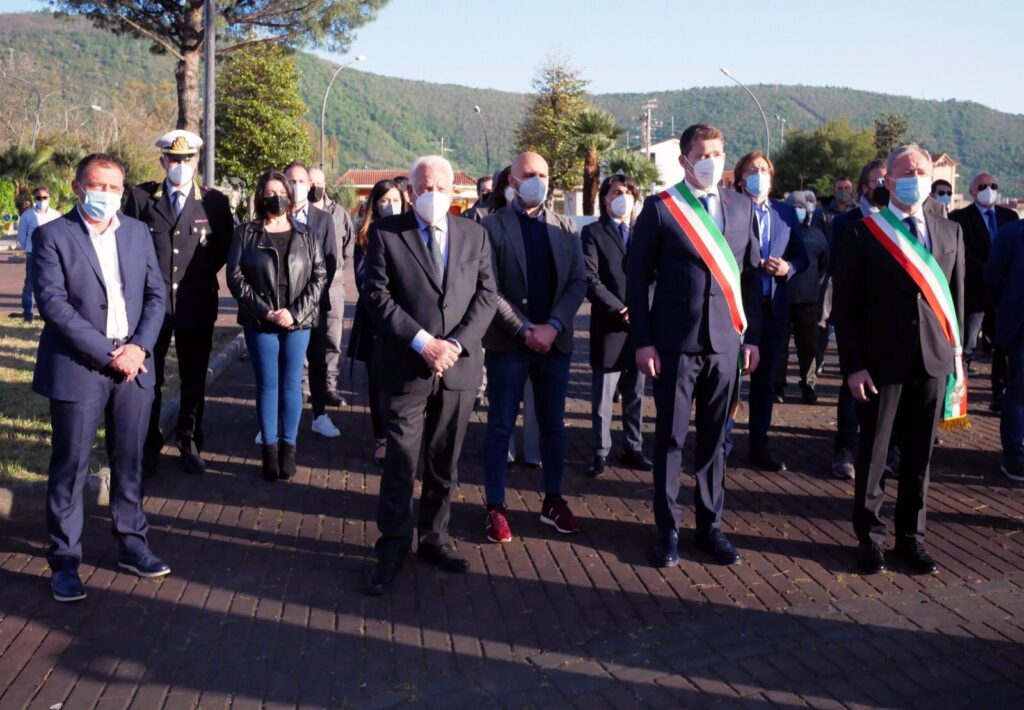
227,220,326,331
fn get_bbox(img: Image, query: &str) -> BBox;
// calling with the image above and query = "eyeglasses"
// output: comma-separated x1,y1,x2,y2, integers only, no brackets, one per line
976,182,998,191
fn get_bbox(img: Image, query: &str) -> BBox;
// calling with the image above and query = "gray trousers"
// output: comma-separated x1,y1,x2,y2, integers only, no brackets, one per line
592,366,645,456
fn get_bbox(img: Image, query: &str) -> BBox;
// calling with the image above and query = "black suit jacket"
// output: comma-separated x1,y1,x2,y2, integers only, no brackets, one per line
364,211,497,394
833,211,965,384
303,204,339,310
626,187,763,355
123,181,233,325
949,203,1019,313
582,217,635,370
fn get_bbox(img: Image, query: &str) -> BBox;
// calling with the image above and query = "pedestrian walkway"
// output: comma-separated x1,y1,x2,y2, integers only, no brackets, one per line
1,319,1022,708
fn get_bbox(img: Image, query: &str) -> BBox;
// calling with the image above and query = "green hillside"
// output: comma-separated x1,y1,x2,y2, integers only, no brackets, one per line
3,11,1023,195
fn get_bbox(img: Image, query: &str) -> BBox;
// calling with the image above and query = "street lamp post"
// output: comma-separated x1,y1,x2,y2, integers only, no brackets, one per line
90,104,118,144
473,105,491,173
320,54,366,169
775,114,787,146
720,67,770,159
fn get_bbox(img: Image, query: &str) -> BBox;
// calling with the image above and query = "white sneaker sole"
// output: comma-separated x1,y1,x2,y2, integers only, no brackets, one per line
540,515,580,534
313,429,341,438
52,590,87,602
118,562,171,579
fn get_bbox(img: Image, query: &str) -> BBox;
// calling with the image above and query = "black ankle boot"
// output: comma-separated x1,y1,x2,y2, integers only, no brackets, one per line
261,444,279,481
279,443,296,480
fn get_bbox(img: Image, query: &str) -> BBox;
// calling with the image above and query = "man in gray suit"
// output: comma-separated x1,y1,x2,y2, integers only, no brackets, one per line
481,151,587,545
362,155,497,595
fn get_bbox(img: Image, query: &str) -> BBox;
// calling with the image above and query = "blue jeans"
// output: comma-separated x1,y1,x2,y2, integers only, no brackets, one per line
483,349,571,506
22,253,34,318
1001,330,1024,466
244,327,311,446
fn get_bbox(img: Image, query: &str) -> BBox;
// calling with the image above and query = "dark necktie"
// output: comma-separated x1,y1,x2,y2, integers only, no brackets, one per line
172,191,184,216
699,195,710,213
985,209,998,242
618,221,629,249
427,226,444,283
903,217,929,252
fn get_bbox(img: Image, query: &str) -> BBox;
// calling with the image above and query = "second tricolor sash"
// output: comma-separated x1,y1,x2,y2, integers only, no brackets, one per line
863,208,969,428
658,181,747,336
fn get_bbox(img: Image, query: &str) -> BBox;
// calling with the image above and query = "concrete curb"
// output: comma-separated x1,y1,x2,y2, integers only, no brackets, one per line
0,330,246,520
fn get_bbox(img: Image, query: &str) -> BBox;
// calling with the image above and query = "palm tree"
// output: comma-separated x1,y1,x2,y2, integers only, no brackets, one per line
605,149,662,197
0,144,55,193
572,108,623,215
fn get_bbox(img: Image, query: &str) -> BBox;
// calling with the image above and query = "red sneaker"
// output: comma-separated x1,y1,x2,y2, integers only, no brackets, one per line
485,507,512,543
540,497,580,534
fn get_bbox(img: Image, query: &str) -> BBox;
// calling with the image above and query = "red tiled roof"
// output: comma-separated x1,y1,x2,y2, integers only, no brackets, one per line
337,169,478,188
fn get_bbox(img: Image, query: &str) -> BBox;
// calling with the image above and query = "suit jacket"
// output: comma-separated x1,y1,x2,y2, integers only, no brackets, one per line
759,199,809,318
833,211,965,383
582,216,635,370
481,205,586,354
364,211,497,394
303,204,339,310
626,187,763,355
984,220,1024,348
123,181,233,325
949,203,1019,313
787,224,829,306
828,205,868,275
32,209,166,401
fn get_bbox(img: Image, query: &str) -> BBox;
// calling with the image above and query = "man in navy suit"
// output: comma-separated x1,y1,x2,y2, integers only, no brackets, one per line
730,150,807,471
627,124,763,567
32,153,170,602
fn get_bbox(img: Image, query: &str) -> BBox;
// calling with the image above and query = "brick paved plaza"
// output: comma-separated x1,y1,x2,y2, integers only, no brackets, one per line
1,277,1023,706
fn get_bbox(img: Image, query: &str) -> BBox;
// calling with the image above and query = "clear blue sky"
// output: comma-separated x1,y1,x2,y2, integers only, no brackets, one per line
9,0,1024,115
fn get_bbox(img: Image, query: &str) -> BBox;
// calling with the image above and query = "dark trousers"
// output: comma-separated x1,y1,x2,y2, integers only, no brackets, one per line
592,365,645,457
775,302,821,391
375,380,474,562
47,380,154,571
1000,329,1024,465
145,315,214,460
21,253,34,318
853,360,941,546
652,348,738,535
834,381,859,455
364,358,385,440
324,284,345,392
748,299,784,453
307,310,333,417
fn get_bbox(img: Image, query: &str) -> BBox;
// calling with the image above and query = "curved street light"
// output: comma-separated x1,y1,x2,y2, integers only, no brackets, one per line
720,67,770,159
473,105,491,173
90,104,118,144
320,54,366,169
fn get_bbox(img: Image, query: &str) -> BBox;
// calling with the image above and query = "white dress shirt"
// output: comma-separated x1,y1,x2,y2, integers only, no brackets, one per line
684,179,724,230
888,202,932,253
165,179,192,215
410,214,454,354
78,207,130,339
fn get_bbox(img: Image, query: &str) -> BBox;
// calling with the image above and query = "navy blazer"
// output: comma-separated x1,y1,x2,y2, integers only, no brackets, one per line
627,187,763,355
32,209,166,401
758,199,808,318
582,216,635,370
984,220,1024,349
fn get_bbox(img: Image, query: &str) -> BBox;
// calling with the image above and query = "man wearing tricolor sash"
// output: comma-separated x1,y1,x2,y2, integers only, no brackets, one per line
627,124,764,568
833,144,965,576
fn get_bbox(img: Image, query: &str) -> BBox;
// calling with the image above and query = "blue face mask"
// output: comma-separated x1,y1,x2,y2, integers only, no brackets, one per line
935,193,951,206
893,176,930,209
745,172,770,198
794,207,807,223
81,190,121,221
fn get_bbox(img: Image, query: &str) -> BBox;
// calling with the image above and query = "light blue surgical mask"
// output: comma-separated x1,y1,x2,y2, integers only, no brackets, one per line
81,190,121,221
794,206,807,223
745,172,771,198
892,176,931,209
935,193,951,206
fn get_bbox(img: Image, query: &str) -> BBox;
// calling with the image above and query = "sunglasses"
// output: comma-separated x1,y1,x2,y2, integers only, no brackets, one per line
976,182,998,191
934,190,952,197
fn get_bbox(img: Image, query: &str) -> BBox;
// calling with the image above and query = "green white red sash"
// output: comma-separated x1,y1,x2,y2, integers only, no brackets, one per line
658,180,747,335
863,209,968,427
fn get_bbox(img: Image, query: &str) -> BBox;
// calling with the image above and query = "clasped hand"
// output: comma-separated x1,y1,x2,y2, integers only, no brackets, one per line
109,343,147,382
266,309,295,329
525,323,558,353
421,337,460,375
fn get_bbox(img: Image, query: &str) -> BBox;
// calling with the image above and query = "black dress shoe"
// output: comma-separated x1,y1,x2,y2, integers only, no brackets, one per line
749,449,787,472
857,543,887,575
261,444,279,481
417,544,470,573
51,569,87,602
587,454,606,479
118,549,171,578
179,441,206,475
363,560,404,596
325,390,347,407
655,529,679,568
695,529,741,565
893,540,938,575
800,384,817,404
620,449,653,471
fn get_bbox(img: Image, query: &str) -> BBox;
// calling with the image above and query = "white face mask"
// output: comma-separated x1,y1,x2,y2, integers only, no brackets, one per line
503,186,517,204
166,161,195,187
34,199,49,211
609,194,634,220
515,176,548,207
976,186,998,207
414,190,451,226
377,201,399,218
80,189,121,222
291,181,308,205
686,155,725,190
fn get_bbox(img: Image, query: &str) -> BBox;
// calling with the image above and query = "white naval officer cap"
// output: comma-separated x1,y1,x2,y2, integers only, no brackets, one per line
155,129,203,157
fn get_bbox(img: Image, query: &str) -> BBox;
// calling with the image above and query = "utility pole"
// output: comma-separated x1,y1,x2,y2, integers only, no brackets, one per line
202,0,216,187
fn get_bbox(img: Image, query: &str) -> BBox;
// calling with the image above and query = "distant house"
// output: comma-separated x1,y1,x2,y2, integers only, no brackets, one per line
930,152,961,207
631,138,735,192
336,169,480,213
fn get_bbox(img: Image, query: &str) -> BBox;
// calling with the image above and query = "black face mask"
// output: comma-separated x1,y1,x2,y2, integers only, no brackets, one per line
261,195,290,216
308,185,325,203
871,185,890,207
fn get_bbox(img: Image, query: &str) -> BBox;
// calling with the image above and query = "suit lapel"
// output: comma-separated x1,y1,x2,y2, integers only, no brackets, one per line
499,207,529,283
603,219,626,255
399,215,443,292
67,209,105,287
154,184,180,228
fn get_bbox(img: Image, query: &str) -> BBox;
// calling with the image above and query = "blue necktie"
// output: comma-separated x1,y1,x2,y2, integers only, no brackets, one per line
985,209,998,242
618,221,629,249
698,195,710,213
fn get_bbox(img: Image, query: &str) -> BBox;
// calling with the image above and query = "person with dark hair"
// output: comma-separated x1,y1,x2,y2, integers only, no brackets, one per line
730,150,807,472
582,173,652,477
490,166,513,211
15,184,58,322
347,178,408,467
463,173,495,222
392,175,411,196
123,129,234,478
627,124,763,568
33,153,170,601
228,170,326,482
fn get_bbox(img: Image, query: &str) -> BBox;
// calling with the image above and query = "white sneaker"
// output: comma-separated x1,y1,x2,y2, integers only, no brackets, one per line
255,430,263,445
312,414,340,438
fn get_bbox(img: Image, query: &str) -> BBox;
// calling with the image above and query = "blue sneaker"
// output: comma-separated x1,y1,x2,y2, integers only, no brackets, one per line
51,569,87,602
118,549,171,578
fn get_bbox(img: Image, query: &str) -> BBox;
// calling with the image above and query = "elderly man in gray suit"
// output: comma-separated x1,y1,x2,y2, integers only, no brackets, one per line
480,151,587,546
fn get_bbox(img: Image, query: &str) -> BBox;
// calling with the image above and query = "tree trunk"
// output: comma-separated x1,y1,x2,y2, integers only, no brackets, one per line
582,148,599,216
175,4,204,131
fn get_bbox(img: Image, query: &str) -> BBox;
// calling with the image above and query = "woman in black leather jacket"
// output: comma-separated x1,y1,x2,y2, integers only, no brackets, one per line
227,169,326,481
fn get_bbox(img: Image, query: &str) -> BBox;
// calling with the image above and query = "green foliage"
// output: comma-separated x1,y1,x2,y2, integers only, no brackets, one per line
873,113,910,159
605,149,661,197
514,59,590,191
571,108,623,215
216,44,312,186
329,183,357,211
773,119,877,195
0,180,16,220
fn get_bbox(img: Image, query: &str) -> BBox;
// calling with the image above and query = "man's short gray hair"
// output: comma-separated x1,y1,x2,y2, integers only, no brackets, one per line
408,155,454,190
886,144,932,174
